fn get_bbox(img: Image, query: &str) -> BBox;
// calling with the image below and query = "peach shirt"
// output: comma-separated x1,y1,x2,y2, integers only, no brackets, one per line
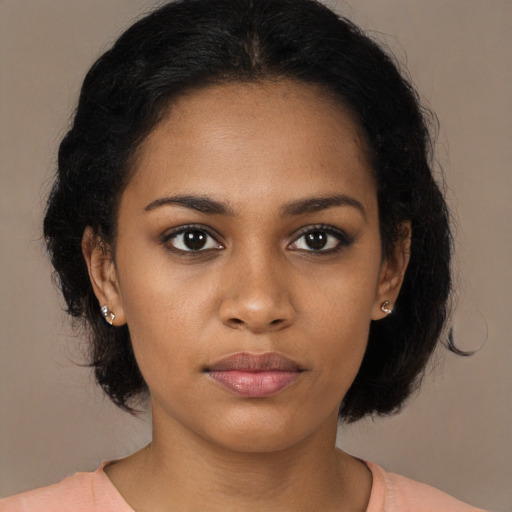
0,461,487,511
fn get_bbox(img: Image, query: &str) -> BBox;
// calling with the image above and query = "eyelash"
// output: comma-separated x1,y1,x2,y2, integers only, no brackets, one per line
289,224,354,254
161,224,223,255
160,223,353,255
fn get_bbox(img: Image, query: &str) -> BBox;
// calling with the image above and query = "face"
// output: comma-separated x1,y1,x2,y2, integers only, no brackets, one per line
86,80,408,453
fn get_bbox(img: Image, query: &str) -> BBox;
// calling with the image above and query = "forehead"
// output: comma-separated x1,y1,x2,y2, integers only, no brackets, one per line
125,79,376,214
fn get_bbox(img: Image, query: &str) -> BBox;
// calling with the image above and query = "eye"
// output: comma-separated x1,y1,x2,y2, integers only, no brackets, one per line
163,226,223,253
289,225,352,253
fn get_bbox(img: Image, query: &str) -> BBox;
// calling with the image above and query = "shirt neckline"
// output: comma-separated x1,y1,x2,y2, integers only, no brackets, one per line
97,460,383,512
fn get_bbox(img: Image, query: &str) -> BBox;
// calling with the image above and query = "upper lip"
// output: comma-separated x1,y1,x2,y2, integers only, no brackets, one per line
205,352,303,372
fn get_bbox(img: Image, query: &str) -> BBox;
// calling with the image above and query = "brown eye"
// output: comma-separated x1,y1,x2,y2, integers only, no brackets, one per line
183,230,208,250
289,225,353,253
304,231,328,250
164,227,223,253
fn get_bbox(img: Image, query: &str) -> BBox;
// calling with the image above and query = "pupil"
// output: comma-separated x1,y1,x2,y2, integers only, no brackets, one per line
306,231,327,250
184,230,207,250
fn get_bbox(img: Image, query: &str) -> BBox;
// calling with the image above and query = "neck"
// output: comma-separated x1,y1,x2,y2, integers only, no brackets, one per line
105,406,372,512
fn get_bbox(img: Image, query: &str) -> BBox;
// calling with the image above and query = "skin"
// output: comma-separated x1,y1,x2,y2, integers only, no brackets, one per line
83,80,410,512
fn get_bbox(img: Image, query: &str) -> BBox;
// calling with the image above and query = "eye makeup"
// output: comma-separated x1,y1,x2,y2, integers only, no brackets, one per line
160,221,354,258
160,224,224,255
288,224,354,255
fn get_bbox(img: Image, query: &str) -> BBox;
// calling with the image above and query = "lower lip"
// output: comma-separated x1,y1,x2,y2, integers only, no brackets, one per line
208,370,301,397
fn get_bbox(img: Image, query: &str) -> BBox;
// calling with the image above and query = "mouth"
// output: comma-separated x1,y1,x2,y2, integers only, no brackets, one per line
204,352,304,398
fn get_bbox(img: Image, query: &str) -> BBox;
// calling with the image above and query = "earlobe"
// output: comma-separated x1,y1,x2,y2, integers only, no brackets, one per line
371,222,411,320
81,227,126,326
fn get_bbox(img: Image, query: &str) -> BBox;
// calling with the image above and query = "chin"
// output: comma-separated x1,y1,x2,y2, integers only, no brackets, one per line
209,428,307,454
198,405,337,455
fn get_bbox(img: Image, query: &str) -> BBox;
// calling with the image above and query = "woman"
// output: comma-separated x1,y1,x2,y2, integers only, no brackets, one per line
0,0,487,510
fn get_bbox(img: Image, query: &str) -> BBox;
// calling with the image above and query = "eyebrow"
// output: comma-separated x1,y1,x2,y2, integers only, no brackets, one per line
144,194,236,215
144,193,366,219
281,194,366,220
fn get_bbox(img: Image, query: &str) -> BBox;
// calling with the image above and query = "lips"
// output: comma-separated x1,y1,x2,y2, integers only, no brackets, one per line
205,352,303,398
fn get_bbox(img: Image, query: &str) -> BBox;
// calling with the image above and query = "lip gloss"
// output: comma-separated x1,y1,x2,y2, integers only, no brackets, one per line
205,352,303,398
208,369,300,397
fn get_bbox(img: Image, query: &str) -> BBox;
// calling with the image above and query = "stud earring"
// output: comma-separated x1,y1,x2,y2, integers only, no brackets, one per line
101,305,116,325
380,301,393,315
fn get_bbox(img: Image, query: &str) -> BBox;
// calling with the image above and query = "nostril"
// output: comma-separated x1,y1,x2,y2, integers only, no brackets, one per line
226,317,285,329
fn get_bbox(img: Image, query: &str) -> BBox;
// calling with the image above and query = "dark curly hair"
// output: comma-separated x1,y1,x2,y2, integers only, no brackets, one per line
43,0,454,422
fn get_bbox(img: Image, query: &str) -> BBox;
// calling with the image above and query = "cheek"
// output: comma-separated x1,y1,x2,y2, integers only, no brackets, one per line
303,255,381,325
300,258,381,371
116,236,205,326
115,255,220,386
311,301,371,376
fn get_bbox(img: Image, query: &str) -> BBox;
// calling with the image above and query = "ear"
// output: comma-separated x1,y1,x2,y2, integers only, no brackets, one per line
371,222,411,320
81,226,126,326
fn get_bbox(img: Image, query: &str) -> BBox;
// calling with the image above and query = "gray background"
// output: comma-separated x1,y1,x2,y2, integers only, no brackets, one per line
1,1,510,510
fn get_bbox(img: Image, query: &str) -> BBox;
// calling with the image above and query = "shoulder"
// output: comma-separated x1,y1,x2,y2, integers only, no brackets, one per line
0,465,133,512
365,461,488,512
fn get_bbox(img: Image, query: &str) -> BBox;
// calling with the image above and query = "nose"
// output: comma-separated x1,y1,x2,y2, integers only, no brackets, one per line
218,250,296,333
